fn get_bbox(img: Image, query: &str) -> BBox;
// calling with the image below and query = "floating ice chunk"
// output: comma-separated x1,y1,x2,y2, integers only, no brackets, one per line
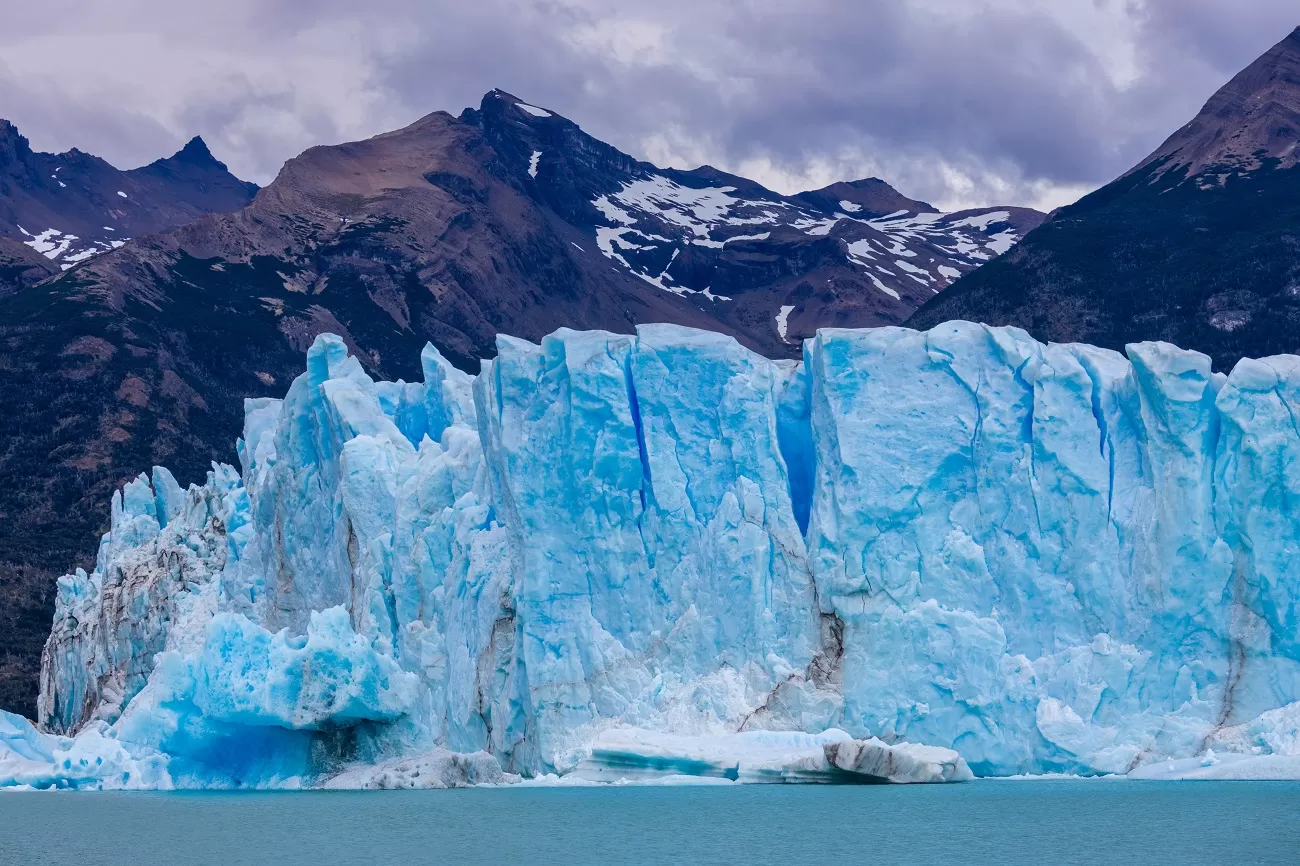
0,710,169,790
321,749,515,789
1128,753,1300,780
572,728,970,784
824,737,975,783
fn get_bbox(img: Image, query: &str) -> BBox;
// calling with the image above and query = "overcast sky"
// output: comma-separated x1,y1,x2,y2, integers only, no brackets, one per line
1,1,1296,211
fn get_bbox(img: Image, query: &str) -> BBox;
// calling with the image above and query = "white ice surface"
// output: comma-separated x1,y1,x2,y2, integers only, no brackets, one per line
15,322,1300,790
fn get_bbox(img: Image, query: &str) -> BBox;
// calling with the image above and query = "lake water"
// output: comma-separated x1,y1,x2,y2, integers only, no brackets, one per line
3,780,1298,865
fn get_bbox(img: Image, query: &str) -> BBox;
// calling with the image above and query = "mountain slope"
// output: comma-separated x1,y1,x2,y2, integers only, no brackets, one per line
910,27,1300,369
467,91,1042,348
0,237,56,292
0,91,1039,717
0,122,257,286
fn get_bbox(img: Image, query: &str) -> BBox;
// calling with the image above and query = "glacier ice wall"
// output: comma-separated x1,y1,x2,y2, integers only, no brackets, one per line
27,321,1300,784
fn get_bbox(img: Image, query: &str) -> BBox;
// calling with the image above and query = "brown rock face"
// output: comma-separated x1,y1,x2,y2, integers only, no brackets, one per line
1134,27,1300,179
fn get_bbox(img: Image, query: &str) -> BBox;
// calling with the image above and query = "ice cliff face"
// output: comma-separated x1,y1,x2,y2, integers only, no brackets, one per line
22,322,1300,786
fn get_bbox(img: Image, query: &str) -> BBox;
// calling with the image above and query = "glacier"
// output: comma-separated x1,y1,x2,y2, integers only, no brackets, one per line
6,320,1300,789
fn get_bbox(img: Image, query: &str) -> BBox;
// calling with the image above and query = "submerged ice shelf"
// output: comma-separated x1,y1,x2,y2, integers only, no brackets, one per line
7,320,1300,789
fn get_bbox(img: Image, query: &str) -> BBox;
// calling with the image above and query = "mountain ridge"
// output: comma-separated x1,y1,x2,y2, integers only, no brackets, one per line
0,121,258,290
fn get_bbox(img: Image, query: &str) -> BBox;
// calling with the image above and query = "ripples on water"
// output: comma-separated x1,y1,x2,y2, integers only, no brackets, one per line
3,780,1298,865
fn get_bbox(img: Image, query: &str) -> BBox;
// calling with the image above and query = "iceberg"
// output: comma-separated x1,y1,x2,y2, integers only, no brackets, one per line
572,728,972,783
321,748,514,790
8,320,1300,788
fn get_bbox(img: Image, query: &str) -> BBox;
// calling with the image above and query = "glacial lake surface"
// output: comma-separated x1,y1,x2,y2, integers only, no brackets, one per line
3,780,1297,865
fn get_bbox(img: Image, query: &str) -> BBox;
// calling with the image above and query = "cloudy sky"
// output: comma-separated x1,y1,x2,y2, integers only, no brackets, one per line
2,1,1296,211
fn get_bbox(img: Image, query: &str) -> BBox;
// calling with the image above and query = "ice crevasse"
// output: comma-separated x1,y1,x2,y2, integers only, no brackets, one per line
6,320,1300,788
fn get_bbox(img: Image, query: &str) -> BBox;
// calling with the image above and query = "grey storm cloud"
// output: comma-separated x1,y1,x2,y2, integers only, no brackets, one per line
1,0,1297,211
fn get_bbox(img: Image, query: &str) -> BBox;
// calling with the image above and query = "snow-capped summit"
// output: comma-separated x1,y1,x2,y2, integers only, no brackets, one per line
793,177,936,218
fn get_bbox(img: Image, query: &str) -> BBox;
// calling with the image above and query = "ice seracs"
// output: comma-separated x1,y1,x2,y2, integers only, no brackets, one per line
9,319,1300,789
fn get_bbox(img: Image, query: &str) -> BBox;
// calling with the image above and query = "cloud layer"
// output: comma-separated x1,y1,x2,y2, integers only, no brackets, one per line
2,1,1296,211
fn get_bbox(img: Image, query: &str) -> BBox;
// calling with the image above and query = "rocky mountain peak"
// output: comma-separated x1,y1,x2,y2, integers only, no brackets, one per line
480,89,559,119
1136,26,1300,181
172,135,218,164
795,177,938,218
0,120,33,169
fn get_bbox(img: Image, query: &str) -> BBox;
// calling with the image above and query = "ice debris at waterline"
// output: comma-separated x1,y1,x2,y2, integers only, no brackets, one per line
6,321,1300,789
572,729,972,784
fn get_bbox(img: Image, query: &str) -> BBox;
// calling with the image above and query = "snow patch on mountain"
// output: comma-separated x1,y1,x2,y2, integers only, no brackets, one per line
18,226,126,270
775,305,795,343
588,174,1034,299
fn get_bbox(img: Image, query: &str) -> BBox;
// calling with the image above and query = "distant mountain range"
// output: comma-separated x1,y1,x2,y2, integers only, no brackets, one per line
0,124,257,285
911,26,1300,370
0,92,1041,717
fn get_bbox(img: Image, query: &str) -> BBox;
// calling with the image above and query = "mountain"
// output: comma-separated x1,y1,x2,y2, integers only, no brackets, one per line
0,122,258,289
0,91,1039,718
910,27,1300,368
467,91,1042,348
